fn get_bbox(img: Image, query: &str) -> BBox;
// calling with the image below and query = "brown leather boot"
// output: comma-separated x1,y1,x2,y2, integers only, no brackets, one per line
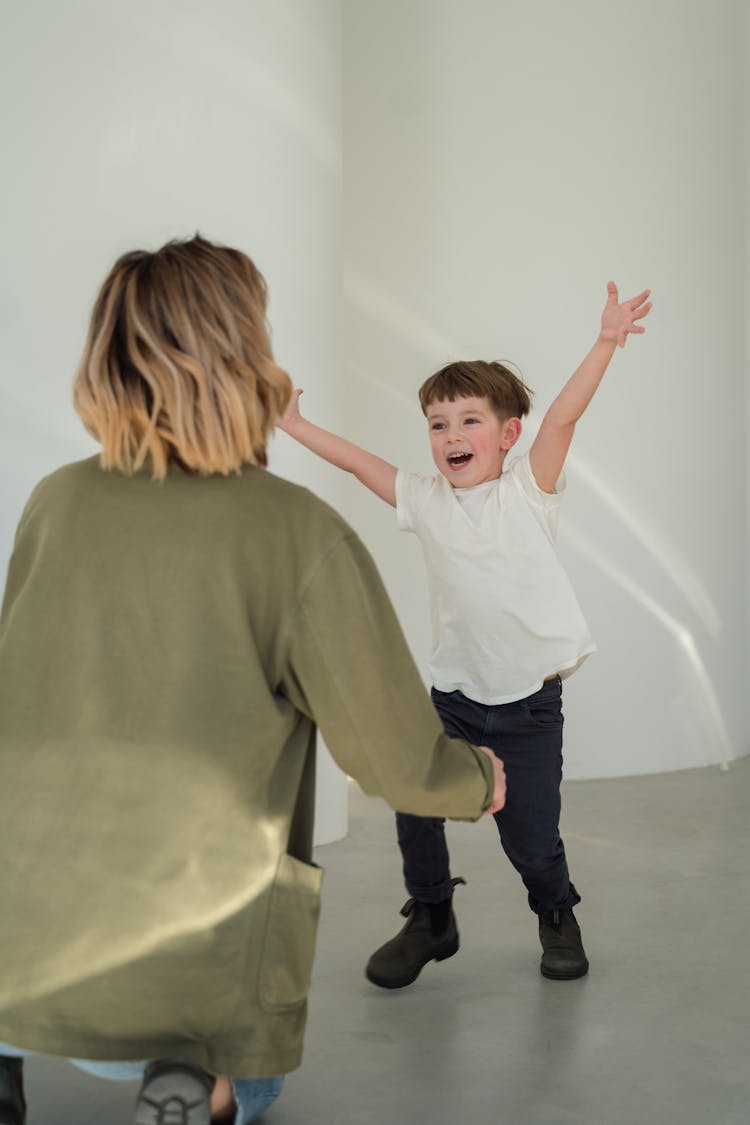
366,878,465,989
538,908,589,979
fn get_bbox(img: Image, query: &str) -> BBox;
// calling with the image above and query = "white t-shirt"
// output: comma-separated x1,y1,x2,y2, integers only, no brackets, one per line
396,451,596,705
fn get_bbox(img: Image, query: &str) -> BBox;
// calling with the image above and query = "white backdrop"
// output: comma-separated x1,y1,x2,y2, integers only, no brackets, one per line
746,2,750,709
0,0,348,844
341,0,749,778
1,1,748,841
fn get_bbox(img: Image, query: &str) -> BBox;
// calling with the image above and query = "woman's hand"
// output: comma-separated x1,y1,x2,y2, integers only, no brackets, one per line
479,746,506,814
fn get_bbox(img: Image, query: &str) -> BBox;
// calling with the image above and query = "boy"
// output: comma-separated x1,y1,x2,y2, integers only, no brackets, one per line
278,281,651,985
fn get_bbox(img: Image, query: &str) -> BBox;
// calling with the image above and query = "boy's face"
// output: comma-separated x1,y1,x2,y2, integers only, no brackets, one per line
426,396,516,487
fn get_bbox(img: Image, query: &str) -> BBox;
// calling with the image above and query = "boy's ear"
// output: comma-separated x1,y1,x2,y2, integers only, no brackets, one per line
501,417,522,450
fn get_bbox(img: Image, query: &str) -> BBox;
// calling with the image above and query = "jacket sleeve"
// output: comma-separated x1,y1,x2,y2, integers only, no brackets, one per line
281,531,493,821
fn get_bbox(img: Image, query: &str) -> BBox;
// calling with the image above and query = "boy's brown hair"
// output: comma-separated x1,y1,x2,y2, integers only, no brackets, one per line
418,361,533,421
73,235,291,480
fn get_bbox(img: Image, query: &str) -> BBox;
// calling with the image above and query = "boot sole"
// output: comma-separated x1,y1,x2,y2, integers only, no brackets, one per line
134,1062,212,1125
540,961,589,980
366,936,459,989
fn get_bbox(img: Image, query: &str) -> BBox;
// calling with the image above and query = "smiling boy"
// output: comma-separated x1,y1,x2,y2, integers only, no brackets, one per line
279,281,651,986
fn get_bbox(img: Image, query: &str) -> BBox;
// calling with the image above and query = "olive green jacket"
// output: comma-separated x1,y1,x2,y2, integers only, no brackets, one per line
0,458,492,1077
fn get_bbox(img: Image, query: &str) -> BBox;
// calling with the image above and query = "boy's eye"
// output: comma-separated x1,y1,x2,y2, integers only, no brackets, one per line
465,418,479,425
430,422,445,431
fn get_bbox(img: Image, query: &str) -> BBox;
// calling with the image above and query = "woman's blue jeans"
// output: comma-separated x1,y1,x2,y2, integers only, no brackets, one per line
0,1044,282,1123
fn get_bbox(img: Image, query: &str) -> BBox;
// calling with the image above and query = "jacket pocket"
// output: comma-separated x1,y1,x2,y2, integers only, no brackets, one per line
258,853,324,1013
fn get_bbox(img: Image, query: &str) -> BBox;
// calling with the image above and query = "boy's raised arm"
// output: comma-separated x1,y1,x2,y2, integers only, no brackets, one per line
529,282,651,494
278,389,397,507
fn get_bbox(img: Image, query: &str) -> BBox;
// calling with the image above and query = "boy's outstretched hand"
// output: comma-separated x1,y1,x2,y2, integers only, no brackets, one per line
278,387,304,432
600,281,652,348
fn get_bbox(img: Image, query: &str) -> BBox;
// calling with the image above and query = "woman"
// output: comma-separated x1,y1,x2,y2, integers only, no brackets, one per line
0,236,504,1125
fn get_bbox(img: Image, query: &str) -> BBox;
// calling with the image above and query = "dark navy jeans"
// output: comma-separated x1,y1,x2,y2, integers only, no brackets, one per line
396,677,581,915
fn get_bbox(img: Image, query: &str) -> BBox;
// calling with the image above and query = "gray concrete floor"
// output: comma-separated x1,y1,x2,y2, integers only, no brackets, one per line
22,757,750,1124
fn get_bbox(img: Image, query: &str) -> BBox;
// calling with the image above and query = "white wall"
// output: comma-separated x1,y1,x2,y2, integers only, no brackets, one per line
342,0,749,778
0,0,348,843
745,1,750,751
2,0,747,815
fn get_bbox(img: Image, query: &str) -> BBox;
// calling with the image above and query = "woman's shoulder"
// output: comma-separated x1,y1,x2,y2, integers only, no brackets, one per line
249,467,352,526
14,456,101,524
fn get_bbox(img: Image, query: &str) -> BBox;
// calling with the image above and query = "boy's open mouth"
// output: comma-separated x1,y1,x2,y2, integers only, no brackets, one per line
447,452,473,468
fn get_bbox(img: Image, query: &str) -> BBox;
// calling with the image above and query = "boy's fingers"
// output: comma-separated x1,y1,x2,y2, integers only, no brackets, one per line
606,280,619,303
628,288,651,308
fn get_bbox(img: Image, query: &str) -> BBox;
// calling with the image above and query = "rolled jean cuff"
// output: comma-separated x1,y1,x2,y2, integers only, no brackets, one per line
530,882,582,915
231,1074,284,1123
406,877,456,903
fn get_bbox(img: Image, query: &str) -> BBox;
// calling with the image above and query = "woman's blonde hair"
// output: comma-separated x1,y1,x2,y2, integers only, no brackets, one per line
73,235,291,479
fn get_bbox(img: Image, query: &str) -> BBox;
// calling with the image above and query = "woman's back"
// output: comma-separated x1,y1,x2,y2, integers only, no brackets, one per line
0,455,359,1074
0,238,498,1106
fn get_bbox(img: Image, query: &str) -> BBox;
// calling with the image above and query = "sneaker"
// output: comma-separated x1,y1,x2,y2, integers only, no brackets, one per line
134,1059,214,1125
0,1056,25,1125
365,878,465,989
538,907,589,980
